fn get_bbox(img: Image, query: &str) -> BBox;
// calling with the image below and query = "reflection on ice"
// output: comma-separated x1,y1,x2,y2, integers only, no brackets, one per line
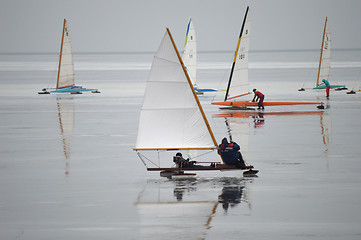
56,96,75,175
135,177,254,240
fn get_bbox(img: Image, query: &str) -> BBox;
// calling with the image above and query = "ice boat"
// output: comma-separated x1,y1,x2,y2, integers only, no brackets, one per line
212,7,324,109
38,19,100,94
182,18,217,94
133,28,257,178
313,17,345,90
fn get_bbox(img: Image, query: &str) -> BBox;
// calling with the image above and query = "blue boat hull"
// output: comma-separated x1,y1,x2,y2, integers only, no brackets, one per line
194,87,217,92
50,86,98,93
313,84,345,89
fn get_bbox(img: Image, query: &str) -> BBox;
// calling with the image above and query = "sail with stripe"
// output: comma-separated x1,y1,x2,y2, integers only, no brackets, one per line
225,6,251,101
182,17,197,87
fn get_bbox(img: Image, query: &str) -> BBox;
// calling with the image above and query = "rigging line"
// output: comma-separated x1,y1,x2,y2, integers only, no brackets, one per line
189,149,216,160
136,151,160,168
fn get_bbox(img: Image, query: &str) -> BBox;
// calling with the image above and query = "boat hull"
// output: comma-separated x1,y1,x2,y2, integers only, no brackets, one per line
313,84,345,89
50,86,99,93
212,100,324,108
194,87,217,93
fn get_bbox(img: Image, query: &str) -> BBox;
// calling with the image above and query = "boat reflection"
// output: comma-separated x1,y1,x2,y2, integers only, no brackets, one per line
320,110,331,153
213,110,324,128
213,109,331,153
56,96,75,175
135,177,253,239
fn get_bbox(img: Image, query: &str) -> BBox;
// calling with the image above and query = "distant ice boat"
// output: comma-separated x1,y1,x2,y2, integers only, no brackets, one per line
212,7,323,109
313,17,346,90
133,28,257,178
38,19,100,94
182,18,217,94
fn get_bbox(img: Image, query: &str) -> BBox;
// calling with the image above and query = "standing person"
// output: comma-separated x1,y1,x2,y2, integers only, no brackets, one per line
252,89,265,110
218,138,247,169
322,79,330,98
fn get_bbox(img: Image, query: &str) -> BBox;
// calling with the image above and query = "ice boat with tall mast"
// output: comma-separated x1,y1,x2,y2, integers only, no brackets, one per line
133,28,257,177
313,17,345,90
38,19,100,94
212,7,324,109
182,18,217,94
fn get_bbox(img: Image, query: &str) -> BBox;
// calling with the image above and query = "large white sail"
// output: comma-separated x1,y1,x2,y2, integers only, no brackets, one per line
227,7,251,100
316,17,331,87
134,29,215,150
57,19,75,89
182,18,197,86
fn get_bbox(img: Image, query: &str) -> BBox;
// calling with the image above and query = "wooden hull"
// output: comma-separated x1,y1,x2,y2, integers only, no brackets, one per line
212,100,324,108
147,164,254,172
213,110,323,119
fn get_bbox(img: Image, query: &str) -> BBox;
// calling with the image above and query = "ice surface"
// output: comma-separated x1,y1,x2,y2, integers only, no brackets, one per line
1,51,361,239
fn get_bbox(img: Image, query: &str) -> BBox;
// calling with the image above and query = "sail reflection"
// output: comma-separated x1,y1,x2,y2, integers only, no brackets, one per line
56,96,75,175
135,178,253,239
320,111,331,152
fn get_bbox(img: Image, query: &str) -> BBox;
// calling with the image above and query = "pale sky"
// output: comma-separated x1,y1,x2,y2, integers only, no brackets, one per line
1,0,361,53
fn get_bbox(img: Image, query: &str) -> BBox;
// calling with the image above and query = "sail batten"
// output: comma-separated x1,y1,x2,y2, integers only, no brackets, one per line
135,29,216,151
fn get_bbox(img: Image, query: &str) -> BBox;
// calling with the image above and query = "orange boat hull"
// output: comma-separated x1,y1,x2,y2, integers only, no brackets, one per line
212,100,324,108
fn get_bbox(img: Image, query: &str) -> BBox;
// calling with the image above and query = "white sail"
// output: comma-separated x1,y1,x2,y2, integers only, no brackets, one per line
57,19,75,89
227,7,251,100
182,18,197,86
134,30,215,150
317,17,331,86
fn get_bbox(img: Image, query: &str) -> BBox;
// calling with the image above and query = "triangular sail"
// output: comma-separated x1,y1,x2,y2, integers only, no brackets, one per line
57,19,75,89
316,17,331,87
225,6,251,101
134,29,216,150
182,18,197,86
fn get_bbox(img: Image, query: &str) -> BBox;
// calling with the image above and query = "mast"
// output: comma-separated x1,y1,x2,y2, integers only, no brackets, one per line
56,19,66,89
316,17,327,87
167,28,218,148
224,6,249,102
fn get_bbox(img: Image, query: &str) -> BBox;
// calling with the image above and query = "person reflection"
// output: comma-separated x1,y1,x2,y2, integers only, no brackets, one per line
253,112,265,128
218,185,244,212
173,180,197,201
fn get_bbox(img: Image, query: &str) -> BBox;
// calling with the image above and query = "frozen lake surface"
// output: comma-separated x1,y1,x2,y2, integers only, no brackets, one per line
1,50,361,239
